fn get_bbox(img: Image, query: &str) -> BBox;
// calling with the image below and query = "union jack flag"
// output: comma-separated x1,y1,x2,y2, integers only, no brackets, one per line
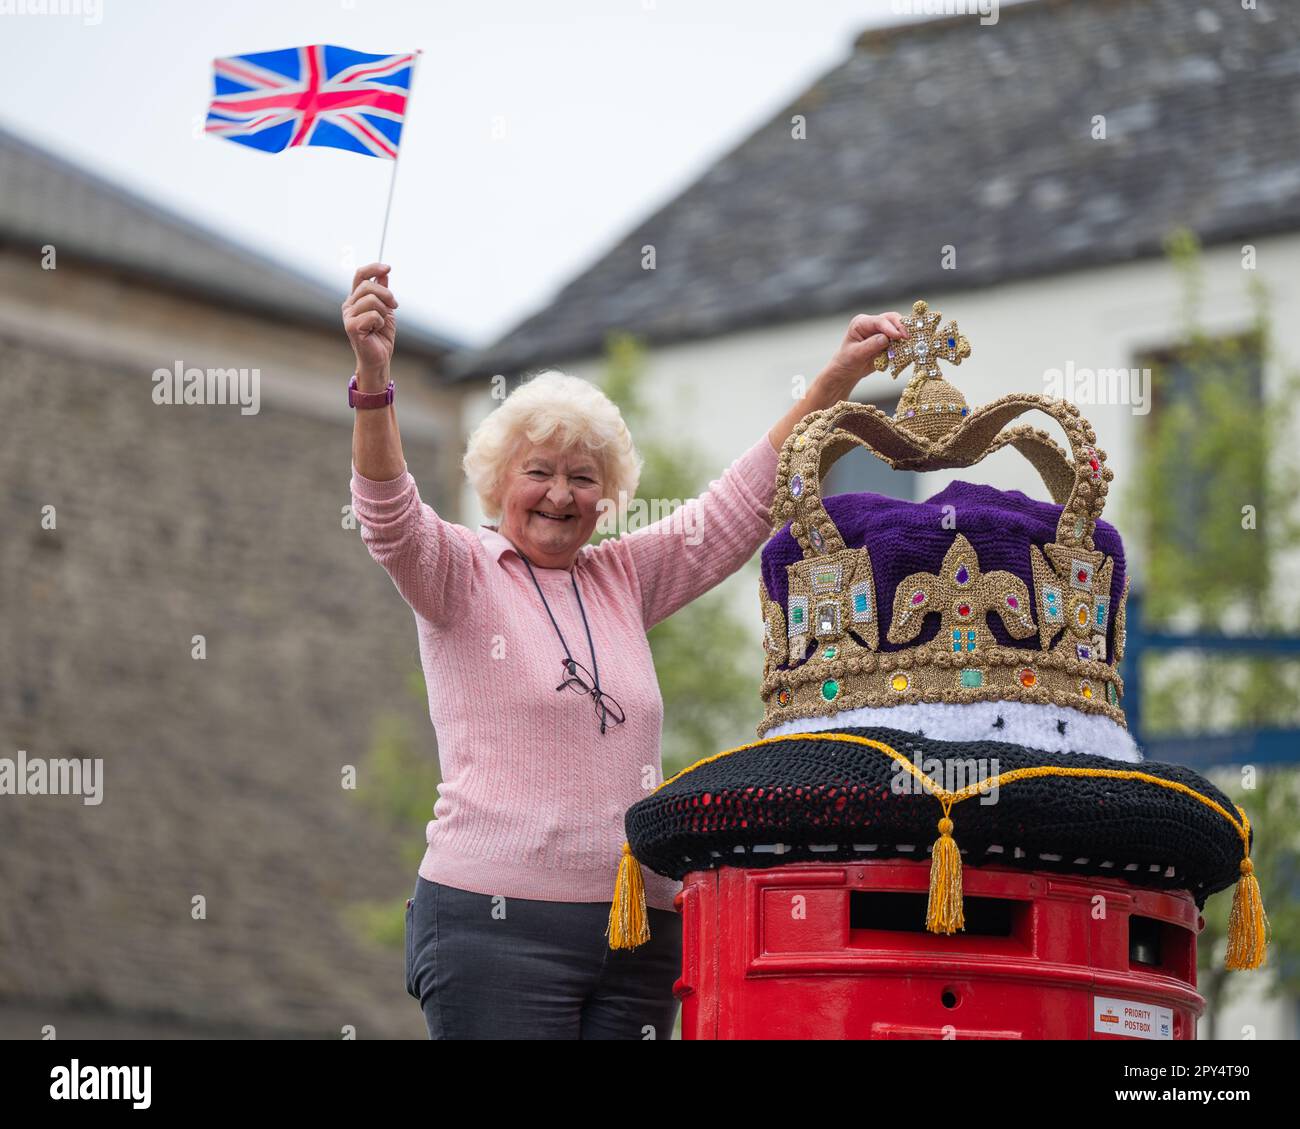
205,44,415,159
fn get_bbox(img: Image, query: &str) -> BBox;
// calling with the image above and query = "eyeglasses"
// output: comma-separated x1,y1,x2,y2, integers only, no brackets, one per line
556,658,626,734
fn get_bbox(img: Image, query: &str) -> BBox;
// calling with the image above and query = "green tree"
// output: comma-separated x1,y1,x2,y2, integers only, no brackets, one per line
1122,228,1300,1034
345,669,440,948
1197,766,1300,1040
598,330,765,774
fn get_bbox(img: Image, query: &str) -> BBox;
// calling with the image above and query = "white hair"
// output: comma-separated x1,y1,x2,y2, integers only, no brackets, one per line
462,370,643,522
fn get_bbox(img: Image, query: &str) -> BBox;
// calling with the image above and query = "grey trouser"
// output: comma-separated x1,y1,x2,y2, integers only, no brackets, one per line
405,875,683,1039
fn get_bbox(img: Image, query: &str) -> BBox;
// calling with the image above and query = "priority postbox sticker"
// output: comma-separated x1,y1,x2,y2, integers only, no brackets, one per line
1093,997,1173,1040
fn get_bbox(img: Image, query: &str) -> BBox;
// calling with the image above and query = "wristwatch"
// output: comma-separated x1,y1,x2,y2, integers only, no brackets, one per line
349,373,394,408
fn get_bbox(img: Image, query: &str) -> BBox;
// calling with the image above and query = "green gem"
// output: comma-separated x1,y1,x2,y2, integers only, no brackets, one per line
1107,682,1118,705
821,679,840,701
960,668,983,688
822,646,838,660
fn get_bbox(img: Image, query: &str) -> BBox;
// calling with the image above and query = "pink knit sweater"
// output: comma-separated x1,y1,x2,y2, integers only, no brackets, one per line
350,434,779,912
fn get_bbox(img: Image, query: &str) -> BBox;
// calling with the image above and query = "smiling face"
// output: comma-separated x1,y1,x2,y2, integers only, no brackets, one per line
496,439,605,570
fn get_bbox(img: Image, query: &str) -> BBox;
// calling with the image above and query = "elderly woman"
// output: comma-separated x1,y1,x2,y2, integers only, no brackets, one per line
344,261,908,1039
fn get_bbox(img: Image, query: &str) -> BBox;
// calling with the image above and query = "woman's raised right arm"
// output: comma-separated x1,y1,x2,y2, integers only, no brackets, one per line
345,262,476,628
347,261,406,481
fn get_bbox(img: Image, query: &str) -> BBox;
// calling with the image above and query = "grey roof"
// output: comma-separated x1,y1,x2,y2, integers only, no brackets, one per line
449,0,1300,380
0,122,464,357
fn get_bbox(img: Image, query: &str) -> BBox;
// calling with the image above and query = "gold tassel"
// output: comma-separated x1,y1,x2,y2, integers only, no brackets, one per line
606,842,651,951
926,812,965,934
1225,856,1268,970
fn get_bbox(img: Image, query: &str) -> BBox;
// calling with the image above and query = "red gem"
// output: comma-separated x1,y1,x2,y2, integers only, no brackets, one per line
1077,569,1088,583
957,604,971,617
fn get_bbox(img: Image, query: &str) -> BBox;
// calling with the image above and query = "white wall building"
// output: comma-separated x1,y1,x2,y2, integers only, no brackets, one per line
449,0,1300,1039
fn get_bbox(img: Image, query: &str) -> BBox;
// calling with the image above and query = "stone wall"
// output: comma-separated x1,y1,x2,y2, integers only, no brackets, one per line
0,281,458,1037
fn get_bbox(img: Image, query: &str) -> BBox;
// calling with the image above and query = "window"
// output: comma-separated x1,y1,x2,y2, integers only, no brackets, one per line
1136,332,1263,557
821,390,921,501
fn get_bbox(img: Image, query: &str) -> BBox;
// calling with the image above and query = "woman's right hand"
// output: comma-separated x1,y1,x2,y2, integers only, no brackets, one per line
343,262,399,388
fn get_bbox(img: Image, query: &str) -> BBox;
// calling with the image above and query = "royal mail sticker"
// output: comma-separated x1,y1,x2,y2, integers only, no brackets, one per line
1094,996,1173,1040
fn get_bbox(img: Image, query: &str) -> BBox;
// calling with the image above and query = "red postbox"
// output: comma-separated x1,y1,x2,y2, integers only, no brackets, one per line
673,859,1202,1040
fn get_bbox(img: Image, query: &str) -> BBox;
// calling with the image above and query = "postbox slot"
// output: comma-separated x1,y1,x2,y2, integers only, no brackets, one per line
1128,913,1196,983
849,890,1017,936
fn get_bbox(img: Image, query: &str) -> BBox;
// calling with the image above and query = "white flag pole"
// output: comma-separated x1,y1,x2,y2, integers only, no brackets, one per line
377,48,422,263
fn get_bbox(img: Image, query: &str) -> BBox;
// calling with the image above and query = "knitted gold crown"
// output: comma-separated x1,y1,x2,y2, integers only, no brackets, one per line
758,300,1128,733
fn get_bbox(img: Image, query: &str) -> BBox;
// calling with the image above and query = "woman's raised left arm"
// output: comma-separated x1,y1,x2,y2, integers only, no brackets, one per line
594,312,910,629
766,311,909,452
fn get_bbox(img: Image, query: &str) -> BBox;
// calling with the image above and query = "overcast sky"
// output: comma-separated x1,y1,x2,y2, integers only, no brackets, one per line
0,1,998,347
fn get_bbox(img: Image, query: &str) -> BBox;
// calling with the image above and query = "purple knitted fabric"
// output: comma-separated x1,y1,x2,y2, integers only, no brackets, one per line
762,480,1127,662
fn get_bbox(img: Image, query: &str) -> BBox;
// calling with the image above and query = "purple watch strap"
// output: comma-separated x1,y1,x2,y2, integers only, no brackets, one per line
349,373,394,408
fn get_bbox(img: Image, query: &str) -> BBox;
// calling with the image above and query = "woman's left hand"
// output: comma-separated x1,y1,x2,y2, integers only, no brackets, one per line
766,312,912,452
825,312,910,385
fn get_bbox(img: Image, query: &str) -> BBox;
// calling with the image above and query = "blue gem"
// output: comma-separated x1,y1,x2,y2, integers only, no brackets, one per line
947,337,956,348
853,593,869,614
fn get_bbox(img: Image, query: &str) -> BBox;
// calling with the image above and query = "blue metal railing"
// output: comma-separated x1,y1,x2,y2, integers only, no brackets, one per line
1121,593,1300,767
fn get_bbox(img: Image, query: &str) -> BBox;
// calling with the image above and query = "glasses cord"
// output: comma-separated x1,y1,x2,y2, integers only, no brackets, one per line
519,553,608,733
